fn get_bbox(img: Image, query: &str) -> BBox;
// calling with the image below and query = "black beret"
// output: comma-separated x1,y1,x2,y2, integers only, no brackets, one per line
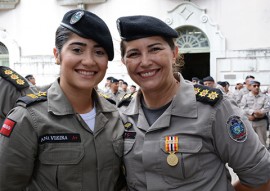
116,15,179,41
192,77,200,81
61,9,114,61
217,81,226,87
203,76,215,82
111,78,119,83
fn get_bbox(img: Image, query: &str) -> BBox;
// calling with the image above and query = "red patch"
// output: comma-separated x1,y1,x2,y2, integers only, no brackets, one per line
0,118,16,137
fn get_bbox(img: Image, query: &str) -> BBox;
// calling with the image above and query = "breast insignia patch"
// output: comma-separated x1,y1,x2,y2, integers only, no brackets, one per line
0,66,29,90
194,84,222,106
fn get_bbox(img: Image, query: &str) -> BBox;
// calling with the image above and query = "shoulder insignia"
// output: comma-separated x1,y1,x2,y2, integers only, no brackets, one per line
194,84,223,106
118,92,137,108
17,91,47,107
0,66,29,90
98,92,116,105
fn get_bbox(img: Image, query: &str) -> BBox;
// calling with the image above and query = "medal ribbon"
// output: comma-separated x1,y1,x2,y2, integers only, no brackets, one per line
165,136,179,153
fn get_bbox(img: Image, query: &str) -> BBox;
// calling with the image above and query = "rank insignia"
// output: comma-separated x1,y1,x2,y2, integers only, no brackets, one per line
17,91,47,107
0,66,29,90
194,84,223,106
124,122,133,130
227,115,247,142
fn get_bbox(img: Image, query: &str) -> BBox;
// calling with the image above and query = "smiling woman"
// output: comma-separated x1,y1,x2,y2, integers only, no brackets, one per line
0,9,125,191
116,15,270,191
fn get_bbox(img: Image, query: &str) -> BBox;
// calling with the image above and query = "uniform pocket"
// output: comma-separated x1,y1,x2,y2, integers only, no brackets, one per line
160,136,203,185
38,144,84,190
39,144,84,164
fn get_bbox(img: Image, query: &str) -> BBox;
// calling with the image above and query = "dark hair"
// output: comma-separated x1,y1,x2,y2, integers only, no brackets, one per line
55,26,73,54
245,75,255,80
25,74,33,79
120,37,176,58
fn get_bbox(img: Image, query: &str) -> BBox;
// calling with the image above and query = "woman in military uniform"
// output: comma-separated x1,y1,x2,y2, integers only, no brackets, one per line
0,10,125,191
116,15,270,190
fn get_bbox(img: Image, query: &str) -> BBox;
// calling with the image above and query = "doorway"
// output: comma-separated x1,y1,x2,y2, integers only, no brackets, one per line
181,53,210,81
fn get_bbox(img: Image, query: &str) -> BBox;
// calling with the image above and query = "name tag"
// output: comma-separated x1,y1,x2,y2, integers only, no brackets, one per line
39,133,81,144
124,131,136,139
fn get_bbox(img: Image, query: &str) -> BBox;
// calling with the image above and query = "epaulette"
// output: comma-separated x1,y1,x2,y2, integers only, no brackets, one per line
17,91,47,107
98,92,116,105
0,66,29,90
118,92,137,108
194,84,223,106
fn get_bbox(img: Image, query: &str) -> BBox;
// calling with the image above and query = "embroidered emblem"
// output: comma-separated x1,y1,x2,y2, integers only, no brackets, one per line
194,87,200,95
70,11,84,24
227,115,247,142
4,69,13,75
207,91,219,100
124,122,133,130
194,84,223,106
0,118,16,137
39,134,81,144
0,66,29,90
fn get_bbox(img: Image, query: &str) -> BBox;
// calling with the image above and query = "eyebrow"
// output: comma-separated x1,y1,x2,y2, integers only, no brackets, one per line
126,42,163,53
68,42,103,48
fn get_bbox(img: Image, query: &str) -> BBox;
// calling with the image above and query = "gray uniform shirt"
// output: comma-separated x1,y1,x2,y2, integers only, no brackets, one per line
0,79,125,191
120,73,270,191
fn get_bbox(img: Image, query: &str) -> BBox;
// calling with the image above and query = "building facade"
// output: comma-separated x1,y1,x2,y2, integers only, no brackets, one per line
0,0,270,89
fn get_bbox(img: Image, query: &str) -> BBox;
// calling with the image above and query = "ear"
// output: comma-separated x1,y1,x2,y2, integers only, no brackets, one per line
172,46,179,63
121,58,126,66
53,48,60,65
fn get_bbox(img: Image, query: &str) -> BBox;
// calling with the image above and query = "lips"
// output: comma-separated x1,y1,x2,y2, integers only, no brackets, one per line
139,69,159,78
76,69,96,76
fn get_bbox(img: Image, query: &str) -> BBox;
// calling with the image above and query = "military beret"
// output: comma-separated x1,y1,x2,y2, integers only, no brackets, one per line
111,78,119,83
203,76,215,82
250,80,260,85
217,81,227,87
192,77,200,81
116,15,179,41
61,9,114,61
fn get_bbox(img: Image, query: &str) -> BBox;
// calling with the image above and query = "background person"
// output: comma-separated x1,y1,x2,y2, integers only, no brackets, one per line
0,9,125,191
0,66,37,126
25,74,36,86
241,80,270,146
116,15,270,191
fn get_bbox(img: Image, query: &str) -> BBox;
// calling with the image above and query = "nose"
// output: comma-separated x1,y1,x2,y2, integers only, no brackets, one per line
82,52,95,67
140,53,152,67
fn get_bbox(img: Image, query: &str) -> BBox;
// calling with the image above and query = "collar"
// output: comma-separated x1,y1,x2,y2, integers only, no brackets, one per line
123,73,198,118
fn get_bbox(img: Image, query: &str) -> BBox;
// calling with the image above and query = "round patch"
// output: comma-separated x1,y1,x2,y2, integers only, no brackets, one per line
227,115,247,142
70,11,84,24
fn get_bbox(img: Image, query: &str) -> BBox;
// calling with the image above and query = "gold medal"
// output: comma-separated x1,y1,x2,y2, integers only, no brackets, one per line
167,152,178,166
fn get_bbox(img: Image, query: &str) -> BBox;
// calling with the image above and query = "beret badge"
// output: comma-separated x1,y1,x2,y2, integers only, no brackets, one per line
70,11,84,24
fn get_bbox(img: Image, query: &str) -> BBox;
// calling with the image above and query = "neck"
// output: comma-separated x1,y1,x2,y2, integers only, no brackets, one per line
64,87,94,114
141,79,179,109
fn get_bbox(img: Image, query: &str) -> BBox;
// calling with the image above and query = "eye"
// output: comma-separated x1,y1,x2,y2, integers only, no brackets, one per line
126,51,140,58
150,46,162,53
95,49,106,56
72,47,83,54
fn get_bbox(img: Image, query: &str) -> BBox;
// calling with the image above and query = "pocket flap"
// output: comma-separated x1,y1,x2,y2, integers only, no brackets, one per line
39,145,84,165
